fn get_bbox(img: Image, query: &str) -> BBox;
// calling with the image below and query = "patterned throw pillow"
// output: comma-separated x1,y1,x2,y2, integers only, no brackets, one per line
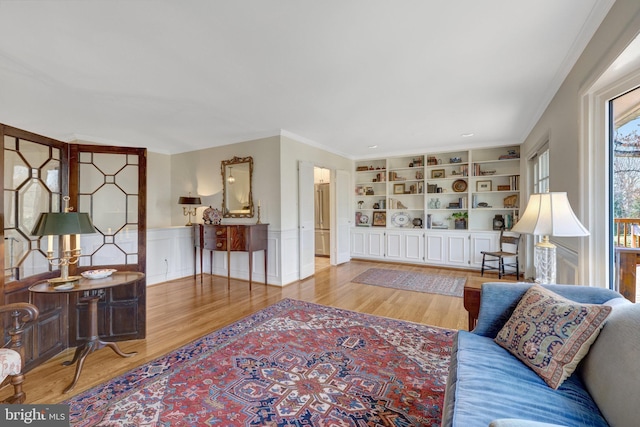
495,285,612,389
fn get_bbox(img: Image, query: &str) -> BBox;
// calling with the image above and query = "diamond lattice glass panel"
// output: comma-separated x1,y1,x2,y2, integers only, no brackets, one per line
115,227,138,253
19,179,50,236
127,195,139,224
116,164,138,194
92,244,126,265
18,139,52,168
4,135,16,151
4,190,17,229
79,163,106,194
5,151,28,191
4,229,27,281
93,153,127,175
21,249,50,278
92,184,127,235
42,159,61,193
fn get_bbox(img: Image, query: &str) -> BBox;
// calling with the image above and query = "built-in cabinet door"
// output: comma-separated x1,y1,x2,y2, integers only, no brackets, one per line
387,230,424,262
385,230,404,260
445,233,470,267
403,231,425,263
470,232,498,268
425,233,446,264
366,229,386,258
350,227,385,259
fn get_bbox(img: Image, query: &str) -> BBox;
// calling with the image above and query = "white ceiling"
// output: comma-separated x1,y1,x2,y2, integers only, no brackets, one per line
0,1,614,158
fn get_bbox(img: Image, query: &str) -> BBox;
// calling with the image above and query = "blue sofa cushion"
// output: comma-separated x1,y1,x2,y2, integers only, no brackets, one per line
449,331,608,427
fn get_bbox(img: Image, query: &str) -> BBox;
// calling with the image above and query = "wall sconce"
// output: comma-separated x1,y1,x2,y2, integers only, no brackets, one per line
178,192,202,226
31,196,97,285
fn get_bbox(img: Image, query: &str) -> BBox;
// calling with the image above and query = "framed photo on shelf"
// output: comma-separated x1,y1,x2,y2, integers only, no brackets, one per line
431,169,445,179
476,180,492,192
372,211,386,226
393,183,405,194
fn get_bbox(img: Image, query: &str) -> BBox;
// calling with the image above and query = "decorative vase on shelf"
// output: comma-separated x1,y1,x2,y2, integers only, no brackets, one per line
435,198,441,209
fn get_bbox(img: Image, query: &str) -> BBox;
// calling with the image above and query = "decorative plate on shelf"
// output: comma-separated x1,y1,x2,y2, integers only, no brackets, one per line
452,179,467,192
391,212,411,227
81,269,117,280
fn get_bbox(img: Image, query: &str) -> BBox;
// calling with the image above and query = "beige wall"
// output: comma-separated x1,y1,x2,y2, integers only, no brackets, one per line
169,136,282,228
147,151,172,228
279,135,353,231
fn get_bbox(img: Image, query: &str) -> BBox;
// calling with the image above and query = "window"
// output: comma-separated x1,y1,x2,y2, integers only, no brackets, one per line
532,145,550,194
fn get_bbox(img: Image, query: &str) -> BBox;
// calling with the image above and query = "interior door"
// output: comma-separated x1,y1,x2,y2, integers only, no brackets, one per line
299,161,315,279
68,144,147,344
334,169,351,264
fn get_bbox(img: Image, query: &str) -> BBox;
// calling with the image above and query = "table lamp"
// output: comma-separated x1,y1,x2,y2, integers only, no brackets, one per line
31,196,97,285
178,192,202,226
511,192,589,284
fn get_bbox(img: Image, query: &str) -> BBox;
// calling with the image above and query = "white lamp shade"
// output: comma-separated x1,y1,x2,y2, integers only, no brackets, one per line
511,192,589,237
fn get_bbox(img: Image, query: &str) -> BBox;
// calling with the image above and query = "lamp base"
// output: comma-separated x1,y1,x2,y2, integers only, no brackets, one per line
534,237,556,284
48,275,82,285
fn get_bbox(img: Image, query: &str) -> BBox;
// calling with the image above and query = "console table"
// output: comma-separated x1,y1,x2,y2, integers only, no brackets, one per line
194,223,268,289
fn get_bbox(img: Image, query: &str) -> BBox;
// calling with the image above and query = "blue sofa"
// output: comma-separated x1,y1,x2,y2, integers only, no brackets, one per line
441,283,640,427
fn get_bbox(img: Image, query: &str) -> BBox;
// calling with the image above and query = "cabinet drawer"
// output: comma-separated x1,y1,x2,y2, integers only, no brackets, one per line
204,226,227,239
203,238,227,251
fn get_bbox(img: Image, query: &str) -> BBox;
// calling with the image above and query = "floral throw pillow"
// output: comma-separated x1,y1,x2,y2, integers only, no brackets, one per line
495,285,612,389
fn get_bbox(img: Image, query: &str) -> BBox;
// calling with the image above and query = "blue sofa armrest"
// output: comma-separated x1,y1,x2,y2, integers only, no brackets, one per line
472,283,622,338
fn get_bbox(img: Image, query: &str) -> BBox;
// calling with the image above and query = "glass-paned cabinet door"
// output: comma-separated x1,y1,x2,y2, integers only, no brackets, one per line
4,136,62,281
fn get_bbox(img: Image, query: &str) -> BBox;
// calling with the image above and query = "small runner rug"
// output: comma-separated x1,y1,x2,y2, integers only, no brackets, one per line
351,268,466,297
64,299,455,426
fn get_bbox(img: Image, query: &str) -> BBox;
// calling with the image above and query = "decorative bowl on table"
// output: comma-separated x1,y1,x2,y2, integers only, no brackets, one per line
81,269,117,280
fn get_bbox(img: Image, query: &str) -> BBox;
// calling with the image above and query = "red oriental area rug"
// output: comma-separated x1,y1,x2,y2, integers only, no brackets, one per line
351,268,466,297
64,299,455,426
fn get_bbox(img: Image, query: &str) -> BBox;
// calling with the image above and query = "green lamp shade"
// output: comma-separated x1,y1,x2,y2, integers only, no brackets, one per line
178,196,202,205
31,212,97,236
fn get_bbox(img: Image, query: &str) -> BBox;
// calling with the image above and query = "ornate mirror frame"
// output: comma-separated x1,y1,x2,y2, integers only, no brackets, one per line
221,156,254,218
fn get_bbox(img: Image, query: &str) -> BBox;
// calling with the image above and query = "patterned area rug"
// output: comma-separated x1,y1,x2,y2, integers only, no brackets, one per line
64,299,455,426
351,268,466,297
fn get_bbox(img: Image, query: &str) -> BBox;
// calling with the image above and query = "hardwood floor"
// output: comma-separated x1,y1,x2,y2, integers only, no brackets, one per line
4,260,508,404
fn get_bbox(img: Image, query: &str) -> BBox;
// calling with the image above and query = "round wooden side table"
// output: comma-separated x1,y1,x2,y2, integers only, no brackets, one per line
29,271,145,393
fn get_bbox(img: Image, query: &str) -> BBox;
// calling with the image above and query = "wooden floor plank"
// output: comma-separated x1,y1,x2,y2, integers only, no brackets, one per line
3,260,509,404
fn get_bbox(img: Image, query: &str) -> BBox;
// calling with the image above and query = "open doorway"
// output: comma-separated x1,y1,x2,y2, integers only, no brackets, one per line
314,167,331,271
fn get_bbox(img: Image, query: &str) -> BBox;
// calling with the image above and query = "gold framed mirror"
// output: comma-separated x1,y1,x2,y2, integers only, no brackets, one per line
221,156,253,218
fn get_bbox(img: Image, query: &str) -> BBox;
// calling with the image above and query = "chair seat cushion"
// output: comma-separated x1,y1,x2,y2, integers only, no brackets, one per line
0,348,21,381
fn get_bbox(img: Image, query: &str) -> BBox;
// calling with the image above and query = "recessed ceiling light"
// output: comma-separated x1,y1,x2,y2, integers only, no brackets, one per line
368,145,378,149
461,133,475,138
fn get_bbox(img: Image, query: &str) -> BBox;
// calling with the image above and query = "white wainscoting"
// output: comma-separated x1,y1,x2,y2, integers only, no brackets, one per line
146,226,286,286
146,227,194,285
556,242,580,285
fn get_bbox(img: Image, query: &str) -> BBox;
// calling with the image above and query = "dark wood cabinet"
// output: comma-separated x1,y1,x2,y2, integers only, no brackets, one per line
194,224,268,289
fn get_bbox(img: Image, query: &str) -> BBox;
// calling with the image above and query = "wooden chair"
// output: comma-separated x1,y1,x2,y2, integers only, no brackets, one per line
0,302,39,404
481,230,521,279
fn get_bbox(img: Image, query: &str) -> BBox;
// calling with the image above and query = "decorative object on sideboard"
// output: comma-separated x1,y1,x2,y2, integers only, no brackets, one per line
31,196,97,285
202,206,222,225
511,192,589,284
178,192,202,226
256,199,262,224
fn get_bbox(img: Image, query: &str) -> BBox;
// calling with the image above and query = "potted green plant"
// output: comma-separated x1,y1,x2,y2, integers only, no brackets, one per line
449,211,468,229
